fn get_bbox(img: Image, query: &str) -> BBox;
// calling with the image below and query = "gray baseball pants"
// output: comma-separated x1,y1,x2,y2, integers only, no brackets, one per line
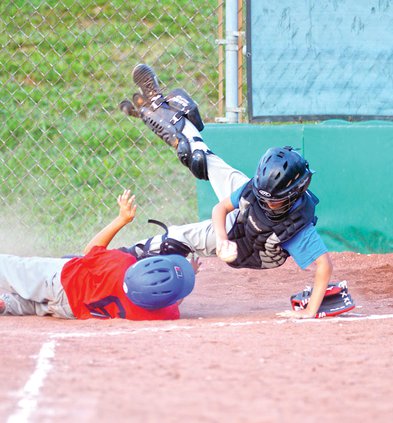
0,255,74,318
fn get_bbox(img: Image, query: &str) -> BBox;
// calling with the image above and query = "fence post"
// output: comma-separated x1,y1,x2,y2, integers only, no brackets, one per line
225,0,239,123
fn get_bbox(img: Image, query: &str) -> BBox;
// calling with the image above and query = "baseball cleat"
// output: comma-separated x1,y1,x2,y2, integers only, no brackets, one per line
132,64,162,103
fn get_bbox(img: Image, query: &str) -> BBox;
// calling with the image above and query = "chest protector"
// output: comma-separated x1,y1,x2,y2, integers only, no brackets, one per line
227,180,319,269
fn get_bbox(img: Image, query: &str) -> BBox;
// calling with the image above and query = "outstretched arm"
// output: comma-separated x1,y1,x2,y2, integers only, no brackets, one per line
277,252,333,319
84,190,137,255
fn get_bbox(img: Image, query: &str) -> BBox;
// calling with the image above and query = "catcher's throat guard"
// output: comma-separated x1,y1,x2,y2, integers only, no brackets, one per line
290,280,356,318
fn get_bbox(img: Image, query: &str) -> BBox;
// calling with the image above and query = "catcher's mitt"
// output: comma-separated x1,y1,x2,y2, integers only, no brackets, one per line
291,280,355,318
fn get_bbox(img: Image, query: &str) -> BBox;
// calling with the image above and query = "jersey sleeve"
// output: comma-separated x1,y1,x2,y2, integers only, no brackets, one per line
230,182,248,208
281,223,328,269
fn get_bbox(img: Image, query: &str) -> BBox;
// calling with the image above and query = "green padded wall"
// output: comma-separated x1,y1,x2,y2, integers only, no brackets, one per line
197,122,393,253
304,121,393,253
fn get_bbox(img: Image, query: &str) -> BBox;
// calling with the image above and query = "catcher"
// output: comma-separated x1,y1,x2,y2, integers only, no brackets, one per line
120,64,355,319
0,190,197,320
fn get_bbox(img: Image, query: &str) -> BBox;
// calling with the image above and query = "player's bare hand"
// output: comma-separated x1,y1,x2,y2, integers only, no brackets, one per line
189,254,201,275
276,309,316,319
216,239,238,263
117,189,137,224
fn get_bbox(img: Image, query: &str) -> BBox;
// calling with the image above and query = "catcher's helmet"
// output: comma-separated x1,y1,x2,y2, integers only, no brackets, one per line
252,146,314,219
123,254,195,310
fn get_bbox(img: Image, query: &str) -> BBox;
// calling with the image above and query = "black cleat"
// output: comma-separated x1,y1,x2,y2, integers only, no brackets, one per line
132,64,162,103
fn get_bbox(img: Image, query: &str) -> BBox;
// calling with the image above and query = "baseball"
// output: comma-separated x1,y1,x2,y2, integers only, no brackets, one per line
218,240,238,263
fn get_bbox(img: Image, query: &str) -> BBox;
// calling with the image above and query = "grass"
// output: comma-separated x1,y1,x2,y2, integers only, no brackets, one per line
0,0,219,255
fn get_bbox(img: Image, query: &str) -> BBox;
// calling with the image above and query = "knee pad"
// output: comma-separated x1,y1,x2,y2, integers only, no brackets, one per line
177,134,209,180
189,149,209,180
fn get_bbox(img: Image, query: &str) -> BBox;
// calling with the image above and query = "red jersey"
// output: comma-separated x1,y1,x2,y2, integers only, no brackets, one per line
60,246,180,320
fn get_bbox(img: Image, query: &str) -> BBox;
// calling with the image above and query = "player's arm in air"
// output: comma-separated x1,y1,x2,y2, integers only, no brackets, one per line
83,190,137,255
212,196,238,262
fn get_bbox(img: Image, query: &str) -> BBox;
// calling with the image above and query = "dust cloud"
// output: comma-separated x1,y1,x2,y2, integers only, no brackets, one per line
0,213,49,256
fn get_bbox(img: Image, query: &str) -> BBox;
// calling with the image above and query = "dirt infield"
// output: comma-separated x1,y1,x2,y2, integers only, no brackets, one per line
1,252,393,423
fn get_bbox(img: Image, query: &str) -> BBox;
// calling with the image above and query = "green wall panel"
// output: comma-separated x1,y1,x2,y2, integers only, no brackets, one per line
303,122,393,253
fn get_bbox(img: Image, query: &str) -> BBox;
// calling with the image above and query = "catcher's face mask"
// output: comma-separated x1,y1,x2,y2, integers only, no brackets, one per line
256,195,295,220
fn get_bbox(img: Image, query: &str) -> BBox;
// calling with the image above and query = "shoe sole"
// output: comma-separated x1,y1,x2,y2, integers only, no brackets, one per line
132,64,162,102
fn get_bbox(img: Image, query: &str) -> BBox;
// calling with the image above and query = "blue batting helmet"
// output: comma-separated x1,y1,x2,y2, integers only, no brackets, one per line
123,254,195,310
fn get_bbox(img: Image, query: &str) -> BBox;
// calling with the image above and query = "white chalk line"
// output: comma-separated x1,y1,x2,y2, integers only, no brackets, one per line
291,313,393,324
7,340,56,423
49,312,393,339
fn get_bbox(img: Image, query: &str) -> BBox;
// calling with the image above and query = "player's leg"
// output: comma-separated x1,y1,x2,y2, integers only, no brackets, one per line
0,292,48,316
205,152,249,201
122,64,247,255
132,219,216,258
0,254,73,318
181,119,249,200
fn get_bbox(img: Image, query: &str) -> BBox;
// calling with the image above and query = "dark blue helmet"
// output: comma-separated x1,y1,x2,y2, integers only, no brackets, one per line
252,146,314,220
123,254,195,310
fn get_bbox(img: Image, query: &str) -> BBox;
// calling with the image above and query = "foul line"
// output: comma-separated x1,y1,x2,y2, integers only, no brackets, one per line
49,313,393,339
7,340,56,423
291,313,393,324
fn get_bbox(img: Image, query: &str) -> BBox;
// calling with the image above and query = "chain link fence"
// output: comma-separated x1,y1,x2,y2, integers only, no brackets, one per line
0,0,247,256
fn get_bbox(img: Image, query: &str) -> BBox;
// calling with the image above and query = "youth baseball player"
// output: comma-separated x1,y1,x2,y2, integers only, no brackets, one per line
120,64,351,319
0,190,197,320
